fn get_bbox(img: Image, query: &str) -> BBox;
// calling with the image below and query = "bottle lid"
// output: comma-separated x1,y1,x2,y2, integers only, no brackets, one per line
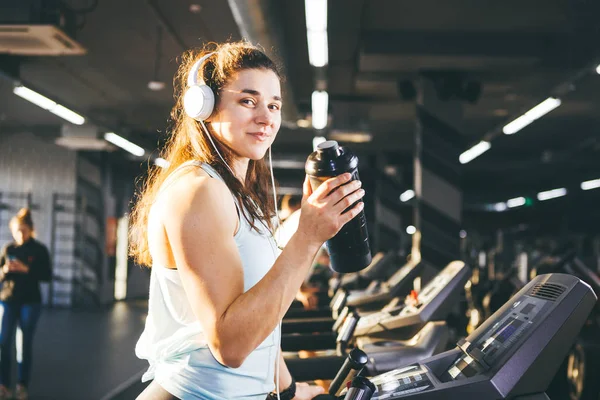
317,140,341,157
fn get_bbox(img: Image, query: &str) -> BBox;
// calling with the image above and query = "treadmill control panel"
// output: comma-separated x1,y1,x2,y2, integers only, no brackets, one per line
398,262,464,317
442,295,549,381
370,365,433,399
355,261,465,333
350,275,596,400
387,261,419,288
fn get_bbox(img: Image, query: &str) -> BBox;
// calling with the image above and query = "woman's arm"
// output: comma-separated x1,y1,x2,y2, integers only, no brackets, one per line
163,172,364,368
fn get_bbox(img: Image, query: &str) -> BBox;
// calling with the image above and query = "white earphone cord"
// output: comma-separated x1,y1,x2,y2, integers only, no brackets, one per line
201,120,283,399
269,147,283,400
199,120,236,177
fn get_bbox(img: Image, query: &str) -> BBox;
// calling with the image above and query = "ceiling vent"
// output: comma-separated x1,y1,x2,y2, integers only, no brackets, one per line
528,283,566,301
55,124,112,151
0,25,86,56
0,0,86,56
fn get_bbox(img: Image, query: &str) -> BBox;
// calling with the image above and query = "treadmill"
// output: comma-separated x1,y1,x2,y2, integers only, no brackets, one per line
284,249,402,320
339,273,597,400
332,250,403,294
284,261,470,381
282,257,423,335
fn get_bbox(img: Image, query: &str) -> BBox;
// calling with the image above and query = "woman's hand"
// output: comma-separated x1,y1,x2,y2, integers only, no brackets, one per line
296,173,365,247
294,382,325,399
6,260,29,274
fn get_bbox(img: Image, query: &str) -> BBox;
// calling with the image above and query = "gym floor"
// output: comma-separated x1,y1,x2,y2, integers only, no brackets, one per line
23,301,147,400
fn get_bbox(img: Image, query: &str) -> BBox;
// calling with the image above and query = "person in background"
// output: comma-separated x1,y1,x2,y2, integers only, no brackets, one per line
0,208,52,400
278,194,302,222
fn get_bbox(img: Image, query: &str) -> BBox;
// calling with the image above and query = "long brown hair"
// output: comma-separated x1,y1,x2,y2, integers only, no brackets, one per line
129,41,282,266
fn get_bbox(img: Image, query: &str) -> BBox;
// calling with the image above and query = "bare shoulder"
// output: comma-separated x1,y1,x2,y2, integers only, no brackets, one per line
155,168,238,233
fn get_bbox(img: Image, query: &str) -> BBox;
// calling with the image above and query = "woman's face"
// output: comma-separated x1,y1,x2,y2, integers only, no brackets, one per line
11,223,32,245
209,68,282,161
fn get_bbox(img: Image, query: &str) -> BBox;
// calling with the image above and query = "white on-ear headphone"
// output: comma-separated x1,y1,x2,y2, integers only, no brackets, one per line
184,52,216,121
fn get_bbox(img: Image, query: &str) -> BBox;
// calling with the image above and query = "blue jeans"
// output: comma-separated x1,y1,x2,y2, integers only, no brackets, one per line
0,302,41,387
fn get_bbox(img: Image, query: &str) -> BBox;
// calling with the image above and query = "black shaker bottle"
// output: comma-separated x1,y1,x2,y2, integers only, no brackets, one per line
305,140,372,273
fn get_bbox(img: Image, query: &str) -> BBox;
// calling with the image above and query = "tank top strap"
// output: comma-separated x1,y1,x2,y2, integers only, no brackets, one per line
195,162,223,182
195,162,246,230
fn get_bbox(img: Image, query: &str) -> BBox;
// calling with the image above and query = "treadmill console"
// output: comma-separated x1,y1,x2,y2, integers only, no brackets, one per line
356,274,596,400
386,260,420,289
355,261,468,336
345,260,421,308
442,296,547,382
369,364,433,397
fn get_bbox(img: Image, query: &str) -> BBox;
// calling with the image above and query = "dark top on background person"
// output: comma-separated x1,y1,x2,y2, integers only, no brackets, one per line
0,209,52,304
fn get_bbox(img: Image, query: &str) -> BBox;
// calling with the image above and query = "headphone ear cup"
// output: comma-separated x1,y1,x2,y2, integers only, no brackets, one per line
184,84,215,121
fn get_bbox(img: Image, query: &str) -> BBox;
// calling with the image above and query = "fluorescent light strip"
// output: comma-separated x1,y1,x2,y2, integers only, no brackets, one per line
581,178,600,191
104,132,145,157
459,141,491,164
494,202,508,212
537,188,567,201
305,0,328,67
307,30,328,67
312,90,328,130
507,197,526,208
154,157,170,168
400,189,415,202
503,97,561,135
305,0,327,31
13,85,85,125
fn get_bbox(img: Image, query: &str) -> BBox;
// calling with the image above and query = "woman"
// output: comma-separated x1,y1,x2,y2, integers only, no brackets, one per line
0,208,52,400
130,41,365,399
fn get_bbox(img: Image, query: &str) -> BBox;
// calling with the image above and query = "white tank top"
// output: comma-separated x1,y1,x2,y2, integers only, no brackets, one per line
135,162,280,399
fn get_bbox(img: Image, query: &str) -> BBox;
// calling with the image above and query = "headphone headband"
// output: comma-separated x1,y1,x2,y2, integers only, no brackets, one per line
187,52,216,88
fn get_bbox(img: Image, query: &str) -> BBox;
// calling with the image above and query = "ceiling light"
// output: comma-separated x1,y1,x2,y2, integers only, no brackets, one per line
406,225,416,235
503,97,561,135
189,4,202,13
581,178,600,191
306,30,328,67
311,90,328,130
537,188,567,201
459,141,491,164
305,0,328,67
400,190,415,202
147,81,165,91
305,0,327,30
13,85,85,125
104,132,145,157
596,64,600,75
154,157,170,168
493,202,508,212
312,136,327,150
506,197,526,208
49,104,86,125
